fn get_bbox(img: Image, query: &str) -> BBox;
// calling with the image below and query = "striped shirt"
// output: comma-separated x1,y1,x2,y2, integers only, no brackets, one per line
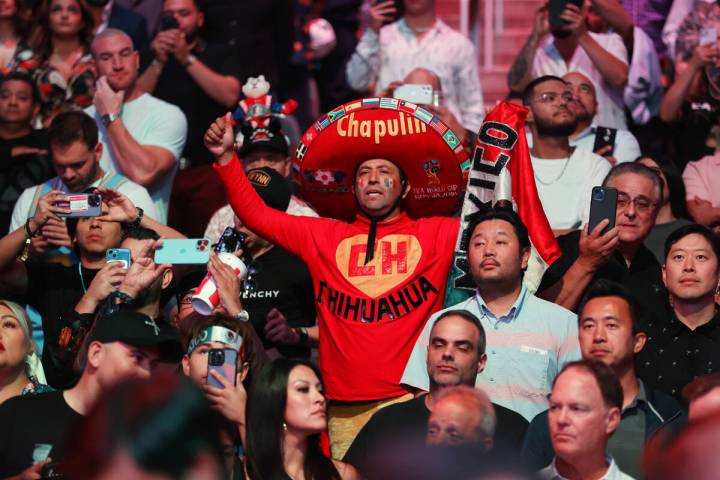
400,285,580,421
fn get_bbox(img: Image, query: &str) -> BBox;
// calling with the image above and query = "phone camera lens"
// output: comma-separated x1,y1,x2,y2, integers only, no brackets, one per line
88,195,101,207
593,189,605,201
209,350,224,366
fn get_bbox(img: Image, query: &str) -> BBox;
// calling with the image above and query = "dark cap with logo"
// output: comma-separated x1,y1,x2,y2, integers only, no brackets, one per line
247,167,291,212
88,311,184,362
237,117,289,157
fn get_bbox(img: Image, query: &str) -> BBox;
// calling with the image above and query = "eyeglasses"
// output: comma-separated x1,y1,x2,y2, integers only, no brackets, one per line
242,261,262,295
617,193,657,212
534,91,574,105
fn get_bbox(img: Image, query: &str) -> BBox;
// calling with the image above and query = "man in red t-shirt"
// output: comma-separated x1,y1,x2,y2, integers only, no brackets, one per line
205,100,469,457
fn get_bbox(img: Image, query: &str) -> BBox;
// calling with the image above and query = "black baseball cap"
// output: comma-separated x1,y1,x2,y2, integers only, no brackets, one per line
237,118,289,157
247,167,291,212
89,311,184,363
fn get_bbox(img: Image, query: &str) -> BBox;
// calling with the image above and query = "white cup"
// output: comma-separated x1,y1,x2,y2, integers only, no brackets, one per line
192,252,248,315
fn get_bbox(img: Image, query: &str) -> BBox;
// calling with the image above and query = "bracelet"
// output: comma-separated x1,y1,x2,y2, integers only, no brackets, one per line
182,54,197,67
127,207,144,229
295,327,309,345
114,290,136,305
24,218,36,238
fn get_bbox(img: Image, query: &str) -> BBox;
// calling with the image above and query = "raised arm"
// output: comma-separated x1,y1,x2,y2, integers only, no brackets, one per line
538,223,618,311
204,114,331,259
346,0,396,91
660,43,716,122
508,4,549,92
562,4,628,88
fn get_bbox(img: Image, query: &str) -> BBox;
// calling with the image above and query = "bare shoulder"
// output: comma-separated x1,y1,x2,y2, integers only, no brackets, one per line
332,459,362,480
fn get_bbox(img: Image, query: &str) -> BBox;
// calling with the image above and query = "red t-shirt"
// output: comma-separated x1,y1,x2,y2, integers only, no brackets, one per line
215,158,459,401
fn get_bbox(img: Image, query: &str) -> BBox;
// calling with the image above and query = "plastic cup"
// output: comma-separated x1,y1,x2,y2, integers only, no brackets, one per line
192,253,248,315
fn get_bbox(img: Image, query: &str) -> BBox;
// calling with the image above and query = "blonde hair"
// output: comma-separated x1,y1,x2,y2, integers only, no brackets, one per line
0,300,45,383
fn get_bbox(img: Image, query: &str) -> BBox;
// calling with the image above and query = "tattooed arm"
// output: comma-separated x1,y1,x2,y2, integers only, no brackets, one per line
508,4,549,92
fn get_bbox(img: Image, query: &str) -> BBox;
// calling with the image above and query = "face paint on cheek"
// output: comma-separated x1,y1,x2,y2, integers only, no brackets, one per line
384,178,394,189
357,178,367,190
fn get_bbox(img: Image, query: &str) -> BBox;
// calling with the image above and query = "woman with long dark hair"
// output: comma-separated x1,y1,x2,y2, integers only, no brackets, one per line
637,155,693,263
246,358,359,480
27,0,95,125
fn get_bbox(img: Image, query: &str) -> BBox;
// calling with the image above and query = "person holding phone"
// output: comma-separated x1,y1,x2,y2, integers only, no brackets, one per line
0,310,183,479
137,0,243,237
346,0,484,133
538,163,669,327
562,71,641,165
508,0,629,129
181,313,259,446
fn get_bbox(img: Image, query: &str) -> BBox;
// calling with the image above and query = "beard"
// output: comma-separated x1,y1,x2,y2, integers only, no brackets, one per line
535,115,578,137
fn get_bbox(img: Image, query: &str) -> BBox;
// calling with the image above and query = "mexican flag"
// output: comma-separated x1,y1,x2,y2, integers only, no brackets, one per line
444,101,562,306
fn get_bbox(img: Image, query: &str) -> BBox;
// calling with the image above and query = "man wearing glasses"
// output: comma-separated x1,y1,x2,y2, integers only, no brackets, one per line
523,75,611,234
537,163,669,328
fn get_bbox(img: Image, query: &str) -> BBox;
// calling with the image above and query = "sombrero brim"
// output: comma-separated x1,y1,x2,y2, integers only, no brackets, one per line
292,98,470,221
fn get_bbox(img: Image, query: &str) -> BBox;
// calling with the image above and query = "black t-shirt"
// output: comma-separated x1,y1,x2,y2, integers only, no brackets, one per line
242,247,315,358
143,41,243,166
200,0,293,87
22,262,98,379
636,308,720,399
538,230,671,324
0,130,52,233
0,391,83,477
343,395,529,477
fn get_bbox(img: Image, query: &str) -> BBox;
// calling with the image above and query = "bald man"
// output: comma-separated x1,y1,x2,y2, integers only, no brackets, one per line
85,28,187,223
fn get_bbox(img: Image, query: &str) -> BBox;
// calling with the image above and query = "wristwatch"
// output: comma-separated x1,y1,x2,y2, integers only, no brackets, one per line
102,112,120,127
183,54,197,67
127,207,143,228
233,309,250,323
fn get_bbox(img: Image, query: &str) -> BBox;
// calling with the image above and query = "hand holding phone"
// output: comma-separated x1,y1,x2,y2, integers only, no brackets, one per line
106,248,131,269
393,83,434,105
207,348,238,389
592,127,617,157
154,238,211,264
55,194,102,218
588,186,618,236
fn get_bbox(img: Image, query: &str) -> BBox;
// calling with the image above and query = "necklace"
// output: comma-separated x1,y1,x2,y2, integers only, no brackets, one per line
533,155,572,185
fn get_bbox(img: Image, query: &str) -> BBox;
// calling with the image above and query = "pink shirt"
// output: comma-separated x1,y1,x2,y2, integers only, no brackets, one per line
683,154,720,207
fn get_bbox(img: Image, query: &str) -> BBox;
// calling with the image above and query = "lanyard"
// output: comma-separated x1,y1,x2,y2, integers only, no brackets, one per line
78,263,87,293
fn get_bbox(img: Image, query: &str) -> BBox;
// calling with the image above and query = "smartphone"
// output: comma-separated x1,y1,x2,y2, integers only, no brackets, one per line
700,27,717,46
154,238,211,264
106,248,131,269
207,348,238,389
159,14,179,31
56,194,102,218
592,127,617,156
549,0,584,36
215,227,246,254
393,84,434,105
40,461,63,479
588,186,618,235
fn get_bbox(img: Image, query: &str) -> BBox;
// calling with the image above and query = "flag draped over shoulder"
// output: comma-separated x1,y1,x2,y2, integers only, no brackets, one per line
443,101,562,307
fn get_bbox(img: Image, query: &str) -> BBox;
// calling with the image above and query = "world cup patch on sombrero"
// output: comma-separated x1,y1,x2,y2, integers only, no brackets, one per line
292,98,470,221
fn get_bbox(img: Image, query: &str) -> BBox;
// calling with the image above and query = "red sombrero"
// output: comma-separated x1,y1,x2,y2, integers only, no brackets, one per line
292,98,470,221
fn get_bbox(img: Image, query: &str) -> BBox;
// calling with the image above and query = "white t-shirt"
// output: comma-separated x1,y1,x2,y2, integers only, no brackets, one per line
9,173,157,232
85,94,187,223
532,32,629,129
531,149,611,230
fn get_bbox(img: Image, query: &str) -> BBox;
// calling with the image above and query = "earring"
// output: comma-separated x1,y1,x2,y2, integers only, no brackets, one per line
282,422,287,432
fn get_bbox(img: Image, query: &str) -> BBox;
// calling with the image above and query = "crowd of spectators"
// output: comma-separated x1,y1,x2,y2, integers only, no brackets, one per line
0,0,719,479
